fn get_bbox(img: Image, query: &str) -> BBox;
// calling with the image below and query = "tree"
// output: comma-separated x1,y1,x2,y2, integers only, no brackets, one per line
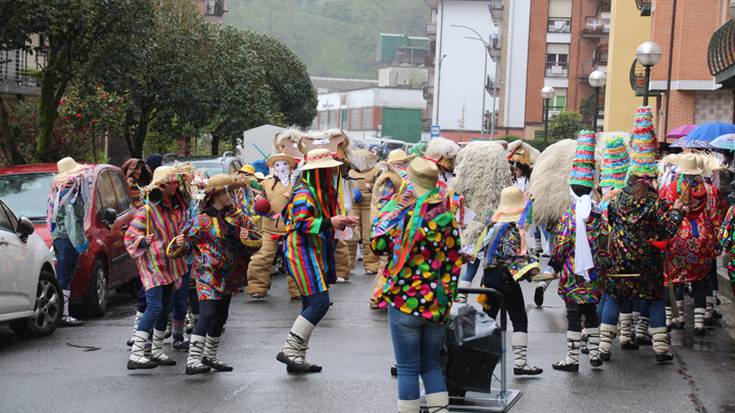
548,111,587,142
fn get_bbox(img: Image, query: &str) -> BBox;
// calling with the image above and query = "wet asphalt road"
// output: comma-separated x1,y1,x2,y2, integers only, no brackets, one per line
1,262,735,413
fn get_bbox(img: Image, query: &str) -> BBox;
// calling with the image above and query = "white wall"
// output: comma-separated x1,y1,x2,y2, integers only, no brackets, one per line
503,0,531,129
433,0,497,132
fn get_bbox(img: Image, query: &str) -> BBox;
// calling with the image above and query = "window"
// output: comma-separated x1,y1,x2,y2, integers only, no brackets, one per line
0,202,13,232
1,203,18,232
361,108,373,130
545,44,569,77
95,172,118,213
318,111,328,130
550,88,567,113
108,171,131,213
350,109,360,130
327,110,339,128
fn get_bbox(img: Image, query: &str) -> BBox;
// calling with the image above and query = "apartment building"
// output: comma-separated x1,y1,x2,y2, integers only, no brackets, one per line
192,0,229,21
0,34,46,96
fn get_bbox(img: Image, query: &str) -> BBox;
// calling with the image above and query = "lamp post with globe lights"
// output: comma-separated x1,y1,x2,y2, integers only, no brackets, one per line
588,70,606,131
636,41,662,106
541,86,556,144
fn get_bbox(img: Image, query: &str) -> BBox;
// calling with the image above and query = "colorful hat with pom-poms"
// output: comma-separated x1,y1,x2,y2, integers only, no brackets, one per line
629,106,658,177
600,133,630,189
568,130,596,188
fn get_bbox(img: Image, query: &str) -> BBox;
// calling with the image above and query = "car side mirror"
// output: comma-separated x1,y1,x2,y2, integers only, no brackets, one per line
98,208,117,228
16,216,34,242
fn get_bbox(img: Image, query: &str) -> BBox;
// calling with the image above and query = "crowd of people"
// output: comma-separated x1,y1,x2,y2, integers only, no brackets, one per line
45,105,735,413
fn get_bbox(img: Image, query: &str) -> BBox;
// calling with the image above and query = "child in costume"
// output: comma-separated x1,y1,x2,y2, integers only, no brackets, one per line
549,131,608,372
184,174,257,375
370,157,462,413
276,148,357,373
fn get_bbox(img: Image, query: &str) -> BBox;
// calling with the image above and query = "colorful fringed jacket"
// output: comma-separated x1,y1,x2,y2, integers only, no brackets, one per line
481,222,539,281
184,207,252,300
549,207,608,305
718,204,735,287
124,196,189,290
282,181,337,296
371,193,462,324
660,181,724,284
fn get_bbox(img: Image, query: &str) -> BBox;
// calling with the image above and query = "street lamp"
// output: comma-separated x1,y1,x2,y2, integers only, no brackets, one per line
588,70,607,131
452,24,490,139
636,41,662,106
541,86,556,144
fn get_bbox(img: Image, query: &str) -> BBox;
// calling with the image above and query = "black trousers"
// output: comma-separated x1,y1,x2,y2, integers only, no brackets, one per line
192,295,232,337
566,302,599,332
482,267,528,333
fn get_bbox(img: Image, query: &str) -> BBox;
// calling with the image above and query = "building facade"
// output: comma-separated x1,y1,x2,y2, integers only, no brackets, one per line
192,0,228,21
0,34,46,96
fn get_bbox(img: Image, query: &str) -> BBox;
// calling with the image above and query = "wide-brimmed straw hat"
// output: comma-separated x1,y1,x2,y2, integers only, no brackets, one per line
676,153,702,175
407,157,438,196
143,166,176,193
55,157,88,182
491,186,526,223
386,149,412,164
266,153,298,169
301,148,343,171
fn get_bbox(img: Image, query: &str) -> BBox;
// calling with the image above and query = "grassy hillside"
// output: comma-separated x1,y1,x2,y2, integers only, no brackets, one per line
223,0,429,78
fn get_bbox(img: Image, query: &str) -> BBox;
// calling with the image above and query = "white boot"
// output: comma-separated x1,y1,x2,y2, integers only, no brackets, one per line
619,313,638,349
127,331,157,370
203,335,233,372
151,328,176,366
425,392,449,413
665,306,672,329
126,311,144,346
651,327,673,362
587,327,602,367
397,399,420,413
693,307,706,336
552,331,580,372
599,323,616,361
635,316,651,345
673,300,685,329
186,334,210,375
512,332,542,375
705,296,715,325
276,315,322,373
60,290,83,327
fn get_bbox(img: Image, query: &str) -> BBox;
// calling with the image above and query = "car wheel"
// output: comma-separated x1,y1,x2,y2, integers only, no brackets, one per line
85,259,108,317
10,271,63,337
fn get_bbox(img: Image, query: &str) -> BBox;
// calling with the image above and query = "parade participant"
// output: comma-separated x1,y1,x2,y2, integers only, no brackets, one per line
48,157,90,327
699,154,726,323
601,107,685,363
246,152,301,300
549,131,608,372
424,137,460,188
528,139,578,307
145,153,163,173
124,166,189,369
718,180,735,302
370,156,462,413
276,148,357,373
465,186,543,376
660,153,723,336
346,146,381,274
121,158,152,208
184,174,256,375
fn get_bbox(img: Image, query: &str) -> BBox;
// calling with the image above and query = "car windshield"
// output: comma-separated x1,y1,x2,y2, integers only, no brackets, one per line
187,161,225,178
0,172,55,219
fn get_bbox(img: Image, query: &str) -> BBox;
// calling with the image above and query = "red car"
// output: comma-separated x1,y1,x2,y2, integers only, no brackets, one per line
0,163,139,317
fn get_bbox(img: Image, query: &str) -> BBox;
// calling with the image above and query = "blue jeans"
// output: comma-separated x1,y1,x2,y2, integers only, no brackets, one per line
388,306,447,401
602,296,665,328
301,290,330,325
137,284,174,333
53,237,79,290
172,270,191,322
460,259,482,283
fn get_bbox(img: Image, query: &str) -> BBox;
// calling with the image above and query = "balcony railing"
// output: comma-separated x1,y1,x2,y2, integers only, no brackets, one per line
708,19,735,86
635,0,651,16
582,16,610,37
426,22,437,37
489,0,503,22
422,84,433,101
548,18,571,33
485,75,501,96
545,61,569,78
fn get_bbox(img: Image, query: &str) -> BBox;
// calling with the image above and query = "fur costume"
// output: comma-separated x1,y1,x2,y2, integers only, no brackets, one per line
529,139,577,228
274,128,304,159
299,129,351,158
425,137,460,173
452,141,513,248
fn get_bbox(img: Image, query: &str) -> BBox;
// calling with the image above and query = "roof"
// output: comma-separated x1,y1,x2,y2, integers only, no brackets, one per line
0,163,57,174
311,76,379,93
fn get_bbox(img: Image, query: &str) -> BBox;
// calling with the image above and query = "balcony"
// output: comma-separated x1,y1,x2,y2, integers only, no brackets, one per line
487,35,501,60
545,61,569,78
636,0,652,16
708,18,735,87
548,18,571,33
426,22,437,39
582,16,610,38
485,75,501,96
422,83,434,101
489,0,503,23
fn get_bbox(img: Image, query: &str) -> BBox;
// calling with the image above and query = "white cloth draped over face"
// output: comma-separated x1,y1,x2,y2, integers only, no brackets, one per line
273,160,292,187
569,188,594,281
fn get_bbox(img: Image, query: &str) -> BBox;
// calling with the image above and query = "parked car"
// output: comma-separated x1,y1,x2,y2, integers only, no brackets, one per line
164,152,243,177
0,198,62,337
0,163,140,317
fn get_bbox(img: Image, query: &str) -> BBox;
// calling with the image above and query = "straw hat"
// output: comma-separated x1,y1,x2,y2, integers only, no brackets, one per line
301,148,343,171
55,157,87,181
491,186,526,223
205,174,235,195
676,153,702,176
266,153,298,169
406,157,438,196
386,149,412,164
144,165,176,193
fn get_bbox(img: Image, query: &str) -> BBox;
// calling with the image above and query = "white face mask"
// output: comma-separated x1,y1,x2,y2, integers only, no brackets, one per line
273,160,291,185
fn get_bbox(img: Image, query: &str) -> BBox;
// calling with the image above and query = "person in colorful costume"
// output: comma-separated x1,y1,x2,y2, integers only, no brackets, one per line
600,106,685,363
549,131,608,372
121,158,152,209
246,152,301,299
424,137,464,222
660,153,724,335
184,174,258,375
370,156,461,413
718,180,735,303
462,186,543,376
124,166,190,369
47,157,91,327
346,146,382,275
369,149,414,309
276,148,357,374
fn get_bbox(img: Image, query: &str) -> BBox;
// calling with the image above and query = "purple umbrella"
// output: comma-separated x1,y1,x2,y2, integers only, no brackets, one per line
666,124,695,141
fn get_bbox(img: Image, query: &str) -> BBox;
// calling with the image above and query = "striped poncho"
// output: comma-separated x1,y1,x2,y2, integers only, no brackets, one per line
282,182,337,296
